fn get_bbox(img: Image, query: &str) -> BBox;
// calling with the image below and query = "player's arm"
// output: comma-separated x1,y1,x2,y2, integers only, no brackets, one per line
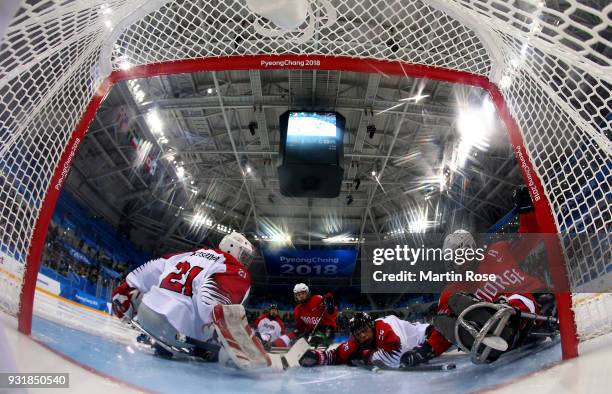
322,292,336,315
194,264,251,325
294,307,307,335
497,293,538,314
126,257,166,292
112,257,166,318
368,322,402,368
399,327,448,368
252,314,265,329
299,338,360,367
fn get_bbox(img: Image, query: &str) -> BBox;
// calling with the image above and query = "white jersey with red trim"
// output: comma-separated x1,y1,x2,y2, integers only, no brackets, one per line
126,247,251,341
253,314,285,342
327,315,429,368
369,316,429,367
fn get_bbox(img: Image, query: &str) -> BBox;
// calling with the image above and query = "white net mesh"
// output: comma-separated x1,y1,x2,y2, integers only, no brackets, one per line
0,0,609,344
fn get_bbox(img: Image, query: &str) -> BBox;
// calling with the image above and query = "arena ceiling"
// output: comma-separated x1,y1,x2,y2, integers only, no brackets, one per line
64,68,523,260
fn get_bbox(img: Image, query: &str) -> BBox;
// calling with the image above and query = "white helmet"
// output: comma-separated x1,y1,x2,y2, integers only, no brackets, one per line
442,229,476,270
293,283,309,294
443,229,475,251
293,283,310,303
219,231,255,267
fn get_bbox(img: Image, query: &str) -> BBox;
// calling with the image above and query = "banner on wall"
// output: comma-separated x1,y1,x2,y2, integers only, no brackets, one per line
36,272,61,295
262,248,358,277
63,242,93,266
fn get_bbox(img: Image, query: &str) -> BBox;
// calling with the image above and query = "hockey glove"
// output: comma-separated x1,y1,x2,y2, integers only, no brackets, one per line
111,281,140,319
323,293,335,313
308,332,325,348
399,342,435,368
299,349,327,367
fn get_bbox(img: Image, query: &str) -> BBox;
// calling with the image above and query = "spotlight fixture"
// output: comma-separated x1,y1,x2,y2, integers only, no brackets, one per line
346,194,354,205
371,162,379,178
367,124,376,139
248,121,258,136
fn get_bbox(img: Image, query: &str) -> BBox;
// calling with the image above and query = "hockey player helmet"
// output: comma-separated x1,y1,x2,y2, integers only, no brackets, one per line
349,312,375,340
219,231,255,267
442,229,477,272
293,283,310,303
267,304,279,317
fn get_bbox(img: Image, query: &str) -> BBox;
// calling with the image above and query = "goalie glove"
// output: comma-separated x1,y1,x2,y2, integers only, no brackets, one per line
111,281,140,319
399,342,435,368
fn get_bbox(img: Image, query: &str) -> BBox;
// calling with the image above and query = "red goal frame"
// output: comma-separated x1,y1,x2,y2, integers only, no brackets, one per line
18,54,579,360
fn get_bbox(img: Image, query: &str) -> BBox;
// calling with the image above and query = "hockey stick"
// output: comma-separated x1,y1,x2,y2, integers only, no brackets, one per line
352,359,456,372
518,310,557,324
306,304,330,343
398,363,456,372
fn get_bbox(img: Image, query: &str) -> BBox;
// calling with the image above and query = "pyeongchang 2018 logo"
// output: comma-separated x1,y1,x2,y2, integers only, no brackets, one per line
514,146,541,202
54,138,81,191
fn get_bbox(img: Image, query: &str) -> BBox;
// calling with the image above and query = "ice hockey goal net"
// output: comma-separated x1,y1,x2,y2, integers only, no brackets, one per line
0,0,609,360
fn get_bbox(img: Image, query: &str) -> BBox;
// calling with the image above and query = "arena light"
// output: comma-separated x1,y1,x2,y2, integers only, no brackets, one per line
454,97,494,168
408,218,428,233
119,59,132,71
191,212,213,227
176,166,185,179
270,233,291,244
100,3,113,15
145,109,163,134
400,93,429,102
323,234,359,243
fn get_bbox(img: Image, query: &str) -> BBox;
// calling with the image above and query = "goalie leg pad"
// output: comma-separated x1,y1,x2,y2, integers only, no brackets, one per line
213,304,272,369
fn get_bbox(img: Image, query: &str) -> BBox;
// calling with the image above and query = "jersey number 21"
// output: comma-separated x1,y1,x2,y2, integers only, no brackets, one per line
160,261,203,297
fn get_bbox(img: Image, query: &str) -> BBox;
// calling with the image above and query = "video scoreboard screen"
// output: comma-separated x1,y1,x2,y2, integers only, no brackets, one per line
283,111,343,165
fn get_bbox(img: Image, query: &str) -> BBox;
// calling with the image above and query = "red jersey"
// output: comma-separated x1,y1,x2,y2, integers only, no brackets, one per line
429,211,547,355
293,293,338,334
437,239,546,314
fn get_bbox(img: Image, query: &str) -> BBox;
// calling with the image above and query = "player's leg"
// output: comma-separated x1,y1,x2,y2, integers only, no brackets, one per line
137,303,192,357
